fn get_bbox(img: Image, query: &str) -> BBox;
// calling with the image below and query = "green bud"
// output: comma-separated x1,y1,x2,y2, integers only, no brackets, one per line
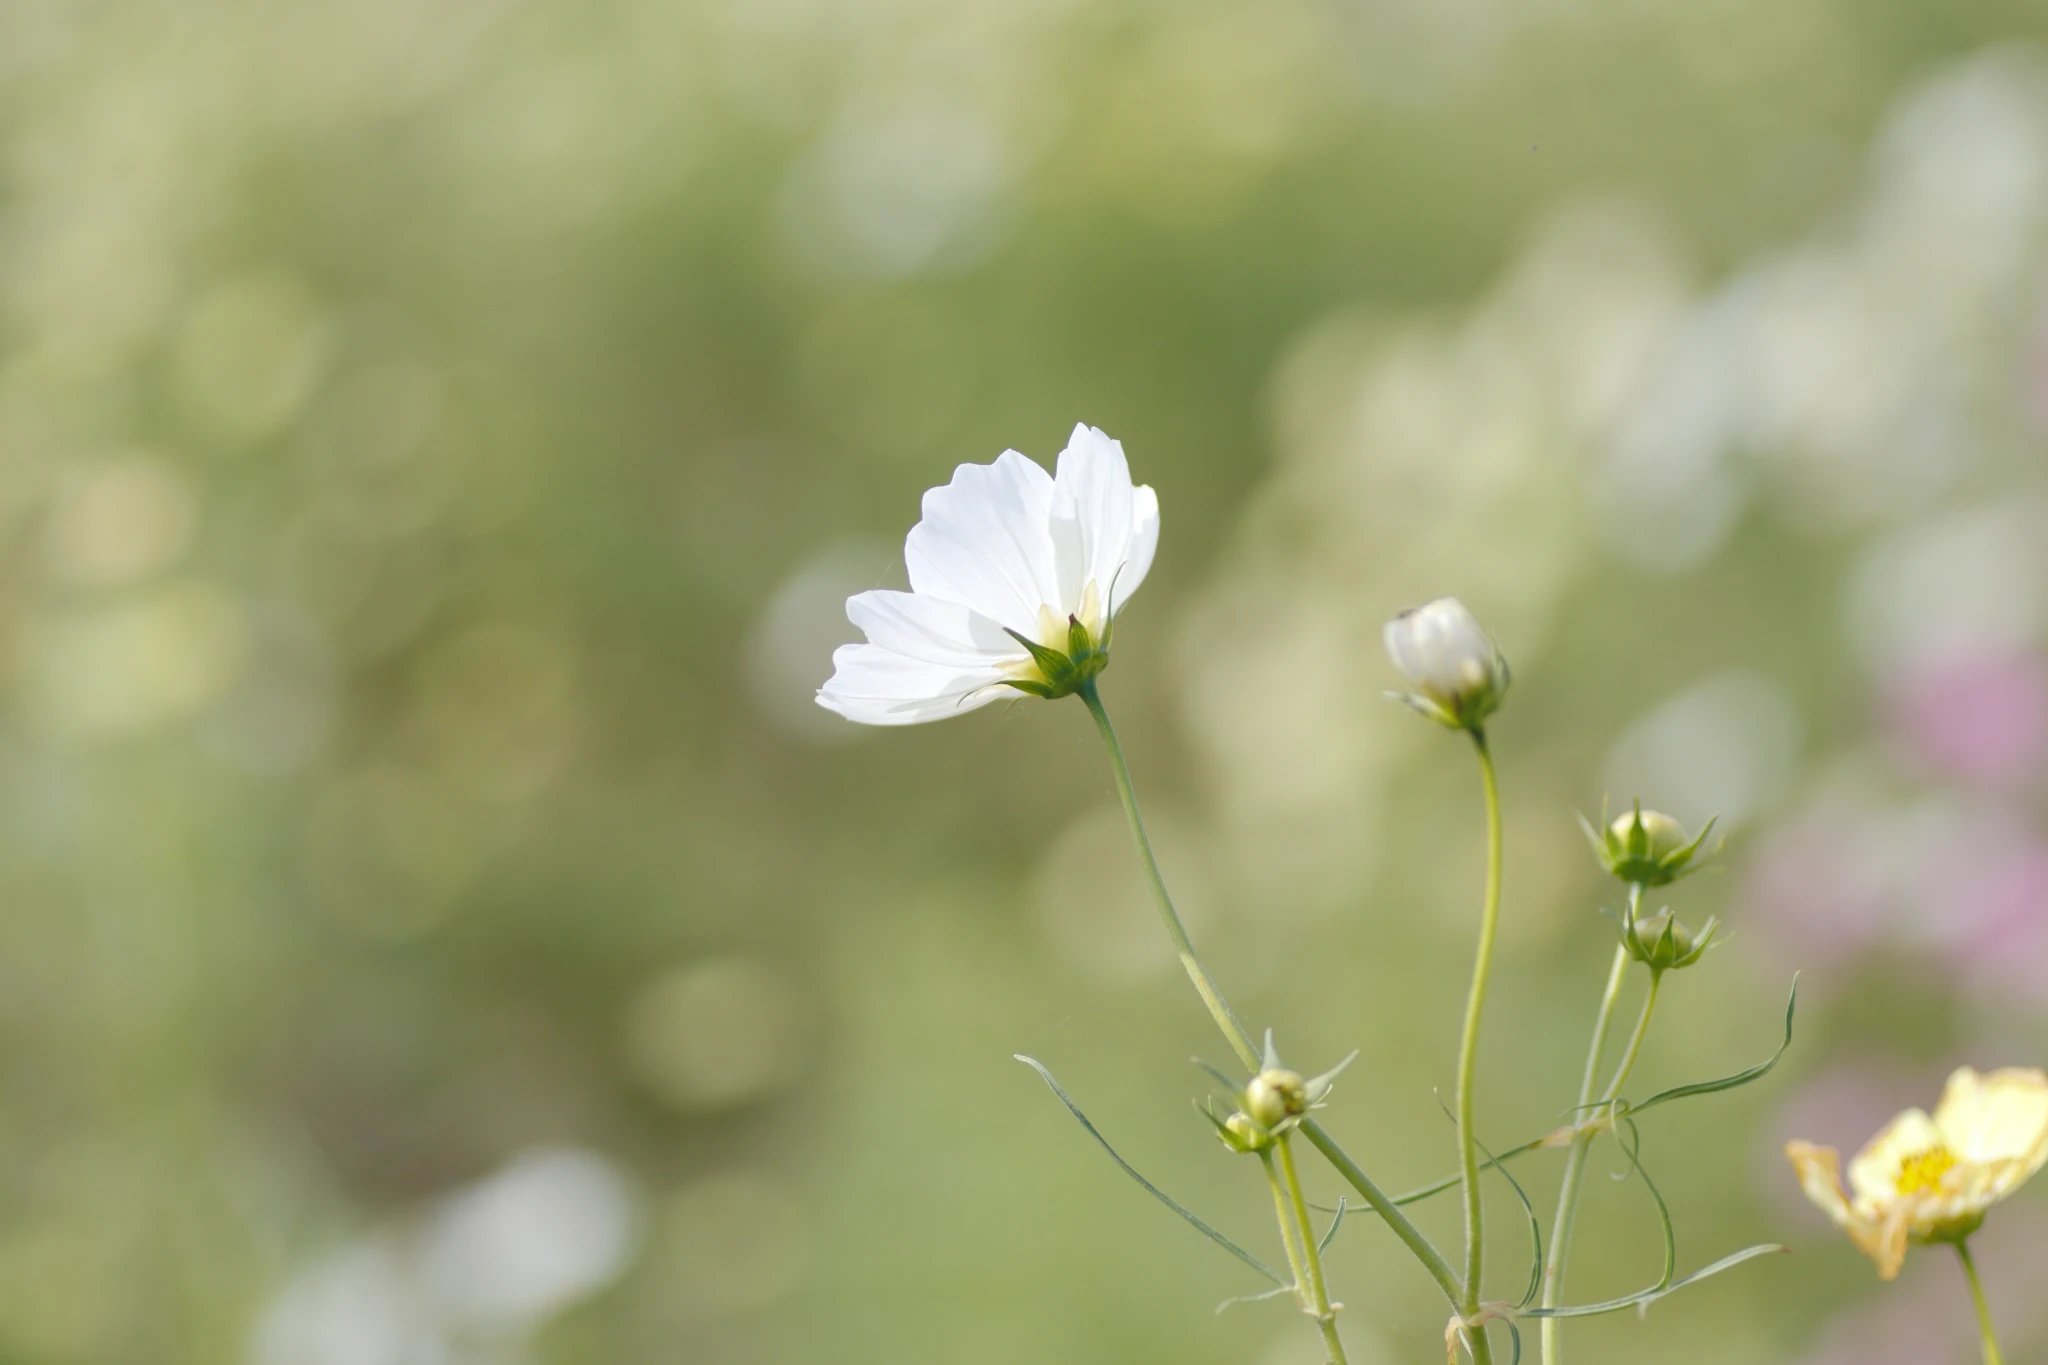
1244,1069,1308,1129
1580,799,1718,888
1219,1034,1353,1144
1219,1111,1273,1154
1621,903,1719,973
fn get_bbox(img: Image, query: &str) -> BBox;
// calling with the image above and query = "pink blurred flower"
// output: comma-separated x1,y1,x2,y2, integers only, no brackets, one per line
1900,802,2048,1001
1949,842,2048,1003
1888,651,2048,789
1743,801,1893,973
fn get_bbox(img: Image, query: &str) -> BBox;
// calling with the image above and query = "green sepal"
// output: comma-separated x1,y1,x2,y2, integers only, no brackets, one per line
1575,809,1608,863
1001,626,1109,701
1303,1050,1359,1106
1385,689,1465,731
1260,1028,1283,1074
1672,813,1719,868
1098,567,1125,652
1625,800,1650,860
1005,628,1073,680
1198,1099,1274,1155
1066,614,1093,662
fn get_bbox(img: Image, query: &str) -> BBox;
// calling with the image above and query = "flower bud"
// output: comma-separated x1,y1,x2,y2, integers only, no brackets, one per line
1621,904,1718,972
1581,800,1717,887
1243,1068,1308,1129
1383,598,1510,731
1219,1111,1273,1154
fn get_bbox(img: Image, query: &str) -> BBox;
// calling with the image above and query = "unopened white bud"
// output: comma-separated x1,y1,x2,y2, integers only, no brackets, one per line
1383,598,1510,731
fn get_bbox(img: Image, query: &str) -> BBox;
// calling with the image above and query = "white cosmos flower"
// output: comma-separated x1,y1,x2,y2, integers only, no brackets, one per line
817,424,1159,725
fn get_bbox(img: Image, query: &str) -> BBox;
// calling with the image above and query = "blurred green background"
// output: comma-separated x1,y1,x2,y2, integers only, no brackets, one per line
4,1,2048,1361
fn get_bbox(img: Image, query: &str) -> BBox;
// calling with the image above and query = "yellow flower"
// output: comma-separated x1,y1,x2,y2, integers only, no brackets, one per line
1785,1066,2048,1279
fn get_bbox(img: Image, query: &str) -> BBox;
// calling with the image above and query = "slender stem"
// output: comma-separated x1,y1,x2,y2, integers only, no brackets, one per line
1957,1241,2005,1365
1277,1133,1350,1365
1450,730,1505,1363
1261,1150,1313,1303
1540,955,1661,1362
1076,682,1464,1311
1601,971,1660,1103
1079,681,1258,1070
1540,938,1633,1363
1540,879,1672,1365
1300,1119,1465,1305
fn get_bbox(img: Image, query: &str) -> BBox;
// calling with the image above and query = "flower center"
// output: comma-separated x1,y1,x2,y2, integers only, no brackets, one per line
1894,1145,1959,1196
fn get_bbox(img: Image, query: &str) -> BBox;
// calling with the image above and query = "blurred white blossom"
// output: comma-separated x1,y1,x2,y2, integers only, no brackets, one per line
1603,671,1802,831
253,1149,639,1365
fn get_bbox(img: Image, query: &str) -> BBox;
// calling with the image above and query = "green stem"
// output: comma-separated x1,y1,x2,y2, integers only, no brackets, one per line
1601,970,1660,1104
1957,1241,2005,1365
1077,682,1465,1312
1300,1119,1465,1307
1542,889,1669,1365
1278,1133,1350,1365
1261,1149,1313,1303
1540,936,1633,1364
1079,681,1257,1071
1451,730,1505,1363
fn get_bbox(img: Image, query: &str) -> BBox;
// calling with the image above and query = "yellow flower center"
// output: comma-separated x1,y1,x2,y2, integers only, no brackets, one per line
1894,1145,1959,1196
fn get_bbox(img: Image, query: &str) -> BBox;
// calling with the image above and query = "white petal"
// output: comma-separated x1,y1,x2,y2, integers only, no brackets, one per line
1050,424,1135,613
846,590,1021,667
1933,1066,2048,1167
1382,612,1431,684
1112,483,1159,615
1385,598,1491,694
903,452,1058,634
815,642,1008,726
1786,1142,1858,1231
1787,1140,1909,1280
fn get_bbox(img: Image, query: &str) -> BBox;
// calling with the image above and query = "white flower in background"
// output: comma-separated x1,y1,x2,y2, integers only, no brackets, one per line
817,424,1158,725
252,1148,638,1365
1383,597,1510,731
